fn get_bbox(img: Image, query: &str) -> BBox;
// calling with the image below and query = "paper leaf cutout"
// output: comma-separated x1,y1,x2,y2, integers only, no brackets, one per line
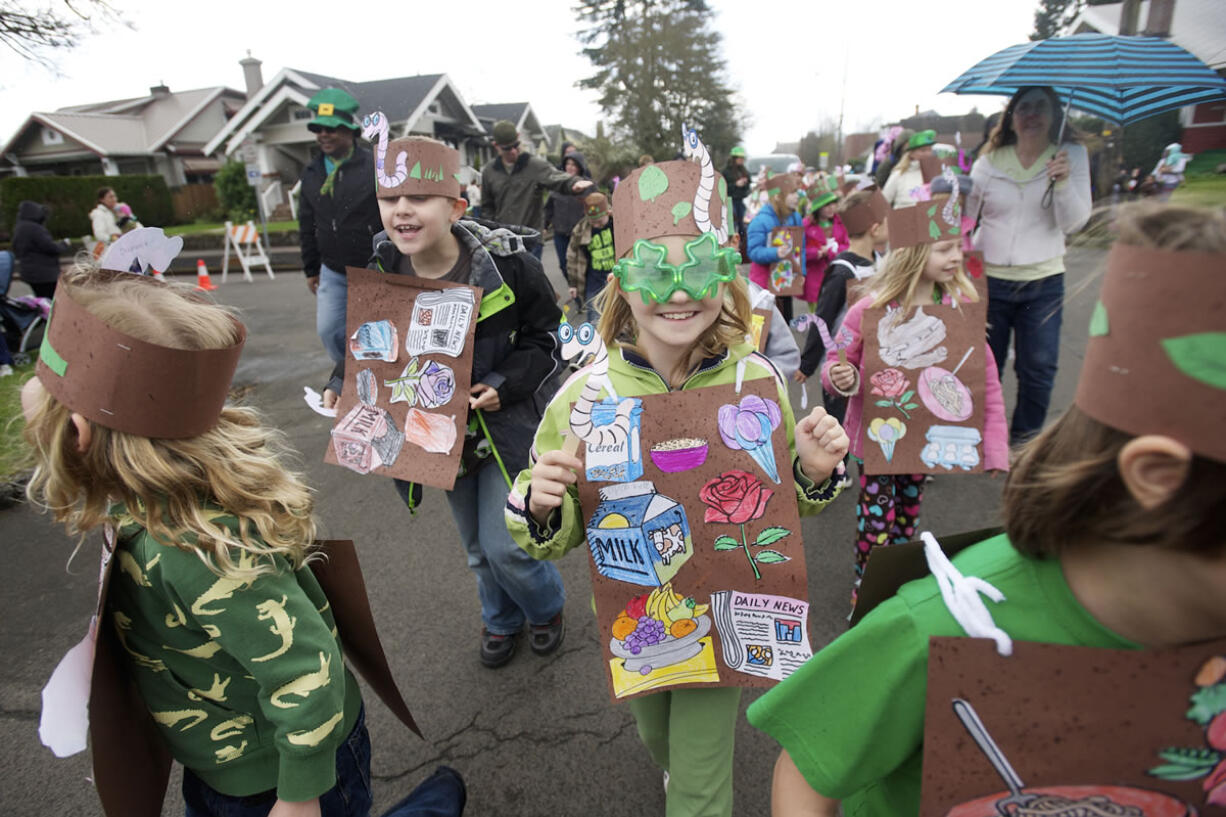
671,201,692,224
1161,332,1226,390
1187,683,1226,726
718,175,728,205
928,220,942,241
754,550,790,564
753,526,790,547
1089,300,1109,337
409,161,422,180
638,164,669,202
713,535,740,551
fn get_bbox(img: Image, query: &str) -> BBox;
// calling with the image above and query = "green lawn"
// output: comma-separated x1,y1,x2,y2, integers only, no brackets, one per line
163,220,298,237
0,362,33,482
1170,175,1226,208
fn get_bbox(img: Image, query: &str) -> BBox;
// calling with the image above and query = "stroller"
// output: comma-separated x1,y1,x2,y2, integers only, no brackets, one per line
0,250,50,365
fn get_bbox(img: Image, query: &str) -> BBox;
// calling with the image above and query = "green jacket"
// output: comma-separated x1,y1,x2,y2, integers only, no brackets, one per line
481,152,586,230
106,510,361,801
505,342,842,559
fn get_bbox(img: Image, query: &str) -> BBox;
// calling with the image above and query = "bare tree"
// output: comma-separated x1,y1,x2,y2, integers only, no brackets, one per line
0,0,127,67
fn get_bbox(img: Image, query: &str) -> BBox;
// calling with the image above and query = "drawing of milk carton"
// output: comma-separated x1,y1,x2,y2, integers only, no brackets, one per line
586,481,692,586
920,425,981,471
584,397,644,483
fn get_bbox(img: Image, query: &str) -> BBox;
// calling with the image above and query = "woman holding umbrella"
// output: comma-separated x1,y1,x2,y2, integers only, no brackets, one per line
968,85,1091,445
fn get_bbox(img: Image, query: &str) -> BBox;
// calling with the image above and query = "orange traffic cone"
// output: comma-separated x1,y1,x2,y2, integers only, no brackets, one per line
195,259,217,291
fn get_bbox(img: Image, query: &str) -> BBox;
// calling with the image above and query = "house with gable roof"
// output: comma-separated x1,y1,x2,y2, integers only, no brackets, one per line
0,84,247,184
472,102,551,157
205,58,489,217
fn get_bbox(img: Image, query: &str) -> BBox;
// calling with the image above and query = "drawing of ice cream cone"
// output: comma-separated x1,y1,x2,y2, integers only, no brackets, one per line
718,395,782,484
867,417,907,462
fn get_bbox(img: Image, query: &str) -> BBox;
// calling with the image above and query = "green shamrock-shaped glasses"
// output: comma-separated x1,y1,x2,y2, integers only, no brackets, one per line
612,232,740,304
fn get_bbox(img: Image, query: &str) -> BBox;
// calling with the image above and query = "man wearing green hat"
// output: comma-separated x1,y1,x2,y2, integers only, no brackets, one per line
480,120,593,259
723,146,751,248
297,87,383,364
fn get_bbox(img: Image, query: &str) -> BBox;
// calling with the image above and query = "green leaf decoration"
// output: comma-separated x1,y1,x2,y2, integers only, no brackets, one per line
927,205,937,218
928,221,942,241
875,400,894,407
948,225,960,236
671,201,692,225
900,390,915,403
638,164,669,202
714,535,740,551
753,526,791,547
1187,683,1226,726
753,550,790,564
718,175,728,205
1089,300,1109,337
1162,333,1226,391
409,161,422,180
903,403,919,410
1148,746,1221,781
38,328,67,376
453,172,464,182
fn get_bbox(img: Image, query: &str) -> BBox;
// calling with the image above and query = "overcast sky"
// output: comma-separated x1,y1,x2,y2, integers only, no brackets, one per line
0,0,1039,154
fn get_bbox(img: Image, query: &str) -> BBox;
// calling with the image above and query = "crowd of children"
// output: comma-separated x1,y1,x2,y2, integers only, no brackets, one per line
18,103,1225,817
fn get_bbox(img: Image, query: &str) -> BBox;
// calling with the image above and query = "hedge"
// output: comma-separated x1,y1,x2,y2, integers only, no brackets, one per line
0,174,175,239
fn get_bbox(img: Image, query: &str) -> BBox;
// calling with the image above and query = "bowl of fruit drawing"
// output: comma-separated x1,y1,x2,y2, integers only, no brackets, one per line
609,583,712,675
650,438,709,473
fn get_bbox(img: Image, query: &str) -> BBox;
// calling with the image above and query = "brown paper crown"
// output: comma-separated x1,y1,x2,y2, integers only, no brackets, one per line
374,138,462,200
919,154,944,184
886,194,962,249
612,159,730,259
35,273,246,438
763,171,800,198
840,188,890,236
1075,243,1226,462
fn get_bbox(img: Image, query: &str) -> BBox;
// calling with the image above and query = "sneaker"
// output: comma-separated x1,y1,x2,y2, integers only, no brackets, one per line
480,629,518,668
528,612,565,656
835,472,853,491
0,364,12,378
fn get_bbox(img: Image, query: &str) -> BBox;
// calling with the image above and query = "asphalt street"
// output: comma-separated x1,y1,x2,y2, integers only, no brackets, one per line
0,245,1103,816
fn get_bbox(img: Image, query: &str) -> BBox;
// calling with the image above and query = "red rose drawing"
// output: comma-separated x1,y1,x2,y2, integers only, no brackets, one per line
870,368,909,399
700,470,773,525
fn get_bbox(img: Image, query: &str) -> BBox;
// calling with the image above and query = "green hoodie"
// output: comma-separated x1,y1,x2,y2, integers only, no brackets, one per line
106,510,362,801
505,341,842,559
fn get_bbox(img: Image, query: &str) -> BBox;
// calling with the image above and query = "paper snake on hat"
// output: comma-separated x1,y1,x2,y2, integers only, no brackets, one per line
558,322,634,447
361,111,408,189
681,123,729,244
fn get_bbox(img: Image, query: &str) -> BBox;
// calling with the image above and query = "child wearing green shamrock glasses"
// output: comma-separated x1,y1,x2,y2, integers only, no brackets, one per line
506,157,850,817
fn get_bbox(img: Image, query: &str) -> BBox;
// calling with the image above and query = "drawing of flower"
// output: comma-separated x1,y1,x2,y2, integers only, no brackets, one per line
717,394,783,483
417,360,456,409
870,368,918,419
1149,653,1226,807
701,470,789,581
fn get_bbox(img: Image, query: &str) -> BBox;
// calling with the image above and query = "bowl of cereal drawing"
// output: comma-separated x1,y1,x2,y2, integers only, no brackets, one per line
650,438,709,473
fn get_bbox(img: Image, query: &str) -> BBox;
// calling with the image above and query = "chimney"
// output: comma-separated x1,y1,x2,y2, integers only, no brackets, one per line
150,83,170,97
240,51,264,99
1143,0,1176,36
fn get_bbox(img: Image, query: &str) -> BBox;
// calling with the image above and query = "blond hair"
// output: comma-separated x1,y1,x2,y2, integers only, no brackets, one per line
23,270,316,580
1004,203,1226,557
768,190,795,221
595,270,752,386
869,242,978,318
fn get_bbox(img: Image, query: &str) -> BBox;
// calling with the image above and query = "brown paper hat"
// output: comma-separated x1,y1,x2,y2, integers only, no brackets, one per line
919,154,945,184
886,194,961,249
585,191,610,218
840,188,890,235
1075,244,1226,462
374,137,462,200
763,171,801,198
35,273,245,438
612,159,730,259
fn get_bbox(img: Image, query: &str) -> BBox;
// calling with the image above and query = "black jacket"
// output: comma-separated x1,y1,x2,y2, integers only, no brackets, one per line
545,151,591,238
297,144,384,278
327,219,562,478
723,161,751,201
12,201,68,284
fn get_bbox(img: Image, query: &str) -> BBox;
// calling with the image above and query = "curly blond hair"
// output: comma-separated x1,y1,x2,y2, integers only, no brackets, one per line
23,270,316,580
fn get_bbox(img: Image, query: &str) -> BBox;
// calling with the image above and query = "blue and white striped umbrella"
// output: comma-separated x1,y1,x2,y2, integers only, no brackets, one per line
942,34,1226,125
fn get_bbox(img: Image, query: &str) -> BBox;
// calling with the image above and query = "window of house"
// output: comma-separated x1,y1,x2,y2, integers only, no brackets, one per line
291,108,313,121
41,127,64,146
428,102,440,115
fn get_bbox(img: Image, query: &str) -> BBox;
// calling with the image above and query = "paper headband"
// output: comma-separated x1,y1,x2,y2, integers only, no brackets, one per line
362,111,462,199
840,188,889,235
764,172,801,197
1075,243,1226,462
36,274,246,438
612,159,730,259
886,195,961,249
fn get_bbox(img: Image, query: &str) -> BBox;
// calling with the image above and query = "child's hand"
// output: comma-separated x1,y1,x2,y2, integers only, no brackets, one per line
777,244,789,259
795,406,849,484
528,449,583,526
829,363,857,392
269,798,321,817
568,286,578,302
322,388,339,410
470,383,501,412
792,369,807,384
1046,150,1070,184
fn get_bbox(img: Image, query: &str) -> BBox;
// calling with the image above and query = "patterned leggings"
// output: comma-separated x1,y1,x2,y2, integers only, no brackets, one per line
854,469,925,591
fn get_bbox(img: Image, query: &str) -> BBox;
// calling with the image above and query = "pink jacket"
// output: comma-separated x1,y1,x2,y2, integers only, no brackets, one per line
801,215,849,303
821,295,1009,472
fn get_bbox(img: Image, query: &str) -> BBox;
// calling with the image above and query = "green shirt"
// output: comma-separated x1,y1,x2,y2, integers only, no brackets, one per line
107,511,362,801
746,534,1137,816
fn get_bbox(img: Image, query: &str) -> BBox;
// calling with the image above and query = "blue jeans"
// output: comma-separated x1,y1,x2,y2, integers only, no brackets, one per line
529,243,543,260
987,273,1064,445
316,263,348,365
446,459,565,635
553,233,570,277
183,707,372,817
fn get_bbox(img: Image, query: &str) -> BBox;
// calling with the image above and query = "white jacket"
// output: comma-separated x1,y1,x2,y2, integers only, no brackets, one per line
882,162,926,209
967,143,1091,267
90,203,120,243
